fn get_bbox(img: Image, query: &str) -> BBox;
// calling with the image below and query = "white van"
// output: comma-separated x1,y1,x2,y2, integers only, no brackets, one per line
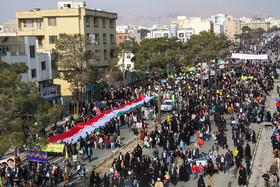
161,100,174,111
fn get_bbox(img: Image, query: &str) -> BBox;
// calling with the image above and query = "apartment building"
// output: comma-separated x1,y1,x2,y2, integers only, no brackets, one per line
0,36,60,101
172,16,224,34
147,24,194,43
241,20,270,31
16,1,117,66
225,17,241,42
16,1,117,101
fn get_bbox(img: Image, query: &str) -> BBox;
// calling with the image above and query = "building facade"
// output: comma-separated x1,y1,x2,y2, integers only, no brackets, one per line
147,24,194,43
16,1,117,101
16,3,117,67
225,17,241,42
116,33,130,45
0,36,60,101
172,17,212,34
241,21,270,31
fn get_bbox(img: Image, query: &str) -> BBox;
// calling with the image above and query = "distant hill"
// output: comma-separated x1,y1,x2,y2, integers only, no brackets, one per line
115,4,272,26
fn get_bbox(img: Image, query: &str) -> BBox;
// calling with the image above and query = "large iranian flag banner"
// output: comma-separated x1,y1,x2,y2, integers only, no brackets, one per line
48,96,153,143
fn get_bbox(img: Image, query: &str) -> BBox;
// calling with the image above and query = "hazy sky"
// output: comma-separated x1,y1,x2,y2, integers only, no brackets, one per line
1,0,279,24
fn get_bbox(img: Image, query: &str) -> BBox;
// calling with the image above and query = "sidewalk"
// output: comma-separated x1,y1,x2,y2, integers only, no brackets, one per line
248,79,279,187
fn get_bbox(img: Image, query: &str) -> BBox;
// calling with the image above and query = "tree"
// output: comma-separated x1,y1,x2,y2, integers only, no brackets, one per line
0,60,62,154
184,31,230,94
138,29,150,40
114,37,139,95
241,26,252,33
104,57,123,100
134,37,183,128
54,33,102,117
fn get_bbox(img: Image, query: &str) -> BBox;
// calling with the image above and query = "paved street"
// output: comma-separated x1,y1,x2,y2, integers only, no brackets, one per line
248,78,279,187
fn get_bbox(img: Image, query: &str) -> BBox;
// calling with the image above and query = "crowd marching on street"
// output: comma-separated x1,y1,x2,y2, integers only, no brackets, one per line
0,31,280,187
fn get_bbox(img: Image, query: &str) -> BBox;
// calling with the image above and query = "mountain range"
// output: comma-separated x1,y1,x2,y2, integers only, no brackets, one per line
115,4,274,26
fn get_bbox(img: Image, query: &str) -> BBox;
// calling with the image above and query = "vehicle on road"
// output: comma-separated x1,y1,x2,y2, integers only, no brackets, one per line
161,100,174,112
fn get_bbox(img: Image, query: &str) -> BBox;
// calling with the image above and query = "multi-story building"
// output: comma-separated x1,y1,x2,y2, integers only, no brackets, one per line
172,16,224,34
265,17,280,28
241,18,270,31
116,25,129,33
0,36,60,102
2,21,17,33
172,17,212,34
147,24,194,43
225,16,241,42
116,33,130,45
16,1,117,102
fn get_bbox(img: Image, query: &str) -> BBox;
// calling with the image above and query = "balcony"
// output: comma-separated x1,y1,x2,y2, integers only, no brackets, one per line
18,27,43,32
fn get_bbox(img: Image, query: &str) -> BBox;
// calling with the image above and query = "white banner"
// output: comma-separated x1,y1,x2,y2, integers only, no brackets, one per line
231,53,268,60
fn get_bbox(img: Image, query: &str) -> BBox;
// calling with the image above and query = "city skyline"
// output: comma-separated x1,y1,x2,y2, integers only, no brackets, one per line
1,0,280,25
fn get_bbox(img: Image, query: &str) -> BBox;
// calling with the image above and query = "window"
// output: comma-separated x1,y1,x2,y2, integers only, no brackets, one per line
110,34,114,44
95,34,99,44
64,4,71,8
37,19,42,30
38,36,43,48
103,34,107,44
95,50,101,61
0,46,8,55
30,46,35,58
48,17,56,26
41,61,46,70
127,53,131,59
104,50,107,60
31,69,36,78
51,60,56,69
179,33,184,38
110,19,114,28
102,18,106,28
49,36,57,44
119,36,122,39
110,49,114,58
24,19,33,27
94,17,99,27
85,16,90,27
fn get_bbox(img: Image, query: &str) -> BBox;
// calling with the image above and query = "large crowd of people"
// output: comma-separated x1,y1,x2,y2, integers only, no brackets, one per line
0,32,279,187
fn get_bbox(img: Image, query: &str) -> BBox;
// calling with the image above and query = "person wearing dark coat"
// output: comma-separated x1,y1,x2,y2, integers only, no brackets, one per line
179,163,187,181
102,173,110,187
245,143,251,160
161,163,168,181
237,143,244,159
169,164,177,185
124,152,130,169
197,174,205,187
140,172,149,187
238,166,247,186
